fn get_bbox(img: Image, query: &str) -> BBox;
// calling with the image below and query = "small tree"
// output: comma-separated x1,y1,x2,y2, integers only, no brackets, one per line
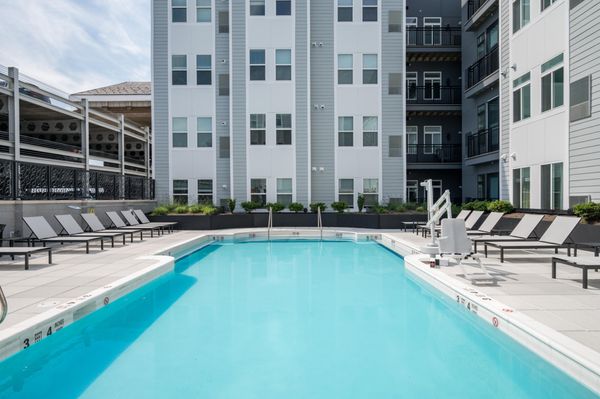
357,194,366,213
227,198,237,213
331,201,347,213
288,202,304,213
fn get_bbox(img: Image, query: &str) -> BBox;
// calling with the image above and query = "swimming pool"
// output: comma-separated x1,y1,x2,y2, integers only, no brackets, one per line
0,240,597,398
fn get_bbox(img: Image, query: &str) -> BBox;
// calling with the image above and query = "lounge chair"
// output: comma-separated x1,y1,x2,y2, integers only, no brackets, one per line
415,209,472,236
81,213,144,242
22,216,105,253
551,255,600,289
132,209,177,233
0,247,52,270
106,211,162,238
424,210,484,238
54,214,128,247
485,216,581,263
467,212,505,236
471,214,544,253
438,218,496,284
120,210,171,235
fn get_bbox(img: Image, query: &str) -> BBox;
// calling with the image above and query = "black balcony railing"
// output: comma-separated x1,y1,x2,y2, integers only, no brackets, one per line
407,144,462,163
406,86,462,105
467,0,492,19
466,127,499,157
0,158,155,201
466,46,499,89
406,27,462,48
20,134,82,154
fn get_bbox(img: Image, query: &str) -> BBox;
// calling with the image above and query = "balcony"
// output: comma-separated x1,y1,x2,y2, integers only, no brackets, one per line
465,46,499,95
406,27,461,62
407,144,462,168
406,86,462,112
465,0,498,31
466,127,499,158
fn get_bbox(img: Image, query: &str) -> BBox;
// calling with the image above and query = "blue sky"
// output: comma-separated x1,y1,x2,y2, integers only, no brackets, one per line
0,0,150,93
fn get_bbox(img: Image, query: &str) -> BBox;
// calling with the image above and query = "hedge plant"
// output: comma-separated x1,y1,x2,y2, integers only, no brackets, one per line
331,201,348,213
573,202,600,223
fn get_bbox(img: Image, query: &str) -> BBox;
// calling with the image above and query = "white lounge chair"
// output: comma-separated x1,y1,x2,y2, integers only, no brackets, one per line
438,218,496,284
424,210,484,238
467,212,504,236
472,214,544,253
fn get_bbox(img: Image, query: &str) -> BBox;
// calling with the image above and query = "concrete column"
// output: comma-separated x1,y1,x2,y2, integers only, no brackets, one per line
144,127,151,179
7,67,20,162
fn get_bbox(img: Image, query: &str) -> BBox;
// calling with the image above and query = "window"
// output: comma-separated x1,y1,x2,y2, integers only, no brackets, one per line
389,136,402,157
339,179,354,207
424,72,441,100
173,180,188,204
363,0,377,22
487,22,499,50
477,33,486,60
477,103,487,131
541,54,564,112
338,116,353,147
250,114,266,145
570,76,591,122
338,0,352,22
542,0,559,12
423,126,441,154
477,174,486,200
406,72,417,100
197,117,212,147
277,178,293,206
172,117,188,148
388,10,402,32
338,54,353,85
406,17,418,46
276,50,292,81
512,167,530,208
363,116,378,147
363,179,379,205
172,55,187,85
196,55,211,85
431,180,443,201
513,72,531,122
172,0,187,22
249,50,266,81
196,0,211,22
250,179,267,206
487,173,499,200
362,54,378,84
389,73,402,95
218,11,229,33
513,0,530,33
197,180,213,204
250,0,265,16
406,180,418,203
423,17,442,46
406,126,417,154
541,162,563,210
219,136,230,158
219,74,229,96
276,114,292,145
276,0,291,15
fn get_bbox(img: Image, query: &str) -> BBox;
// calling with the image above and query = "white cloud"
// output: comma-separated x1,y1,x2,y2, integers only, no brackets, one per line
0,0,150,93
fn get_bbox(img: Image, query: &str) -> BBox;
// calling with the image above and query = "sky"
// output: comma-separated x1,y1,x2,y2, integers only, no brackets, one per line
0,0,150,94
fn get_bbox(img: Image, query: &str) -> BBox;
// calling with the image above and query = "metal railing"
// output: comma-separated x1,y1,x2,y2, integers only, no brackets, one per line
21,135,82,154
406,86,462,105
466,46,499,89
267,206,273,241
406,27,462,48
0,285,7,325
406,144,462,163
317,206,323,241
467,0,493,19
467,127,499,157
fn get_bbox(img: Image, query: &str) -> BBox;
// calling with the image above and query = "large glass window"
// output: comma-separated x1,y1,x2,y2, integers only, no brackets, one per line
196,55,212,85
339,179,354,207
250,114,266,145
406,126,417,154
423,17,442,46
363,0,377,22
388,10,402,32
363,179,379,205
513,72,531,122
172,117,188,148
250,50,266,81
541,0,559,12
276,0,291,15
541,162,563,209
276,114,292,145
173,180,188,204
250,179,267,206
250,0,265,16
424,72,441,100
338,54,353,85
276,178,293,206
172,0,187,22
363,116,378,147
405,17,418,46
406,180,418,203
389,136,402,157
338,116,354,147
338,0,352,22
513,167,530,208
423,126,442,154
172,55,187,85
541,54,564,112
513,0,530,33
363,54,378,84
218,11,229,33
196,0,211,22
276,49,292,81
197,180,213,204
406,72,417,100
197,117,212,147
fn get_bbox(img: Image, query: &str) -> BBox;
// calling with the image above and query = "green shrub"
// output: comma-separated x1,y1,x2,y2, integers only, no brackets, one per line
174,205,189,214
151,206,169,216
370,203,389,214
241,201,259,213
357,194,366,213
288,202,304,213
415,206,426,213
189,204,203,214
451,204,462,218
386,202,406,213
404,202,419,211
309,202,327,213
201,204,219,216
266,202,285,213
462,200,490,211
331,201,347,213
487,200,515,213
573,202,600,223
164,203,178,212
226,198,236,213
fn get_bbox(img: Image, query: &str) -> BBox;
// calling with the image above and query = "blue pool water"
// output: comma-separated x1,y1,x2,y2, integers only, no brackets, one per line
0,240,597,398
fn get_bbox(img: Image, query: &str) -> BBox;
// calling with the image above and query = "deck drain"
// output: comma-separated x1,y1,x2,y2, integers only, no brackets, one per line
37,301,60,308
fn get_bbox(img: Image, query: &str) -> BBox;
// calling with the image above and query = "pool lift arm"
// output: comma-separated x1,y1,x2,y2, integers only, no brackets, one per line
420,179,453,254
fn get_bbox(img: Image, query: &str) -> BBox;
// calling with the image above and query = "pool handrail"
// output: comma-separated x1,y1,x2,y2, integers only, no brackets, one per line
0,285,7,325
267,207,273,241
318,207,323,240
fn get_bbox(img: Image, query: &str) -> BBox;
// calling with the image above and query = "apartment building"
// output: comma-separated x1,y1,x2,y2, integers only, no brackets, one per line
152,0,406,208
